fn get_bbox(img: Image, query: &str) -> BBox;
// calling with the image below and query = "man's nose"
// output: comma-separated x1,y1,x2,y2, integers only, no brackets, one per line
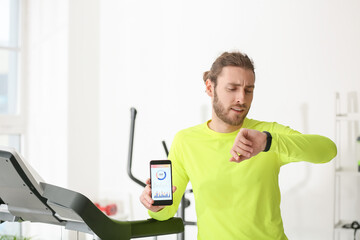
236,89,245,103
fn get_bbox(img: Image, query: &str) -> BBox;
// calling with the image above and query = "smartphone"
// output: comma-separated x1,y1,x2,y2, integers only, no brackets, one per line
150,160,173,206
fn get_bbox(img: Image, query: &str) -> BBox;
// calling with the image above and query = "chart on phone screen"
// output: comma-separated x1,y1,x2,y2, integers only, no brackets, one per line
151,164,172,200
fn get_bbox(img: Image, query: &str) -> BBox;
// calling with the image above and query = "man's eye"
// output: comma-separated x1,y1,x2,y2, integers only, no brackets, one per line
227,88,235,91
245,89,253,94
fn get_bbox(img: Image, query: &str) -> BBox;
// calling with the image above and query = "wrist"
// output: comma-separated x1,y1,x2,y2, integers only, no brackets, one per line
262,131,272,152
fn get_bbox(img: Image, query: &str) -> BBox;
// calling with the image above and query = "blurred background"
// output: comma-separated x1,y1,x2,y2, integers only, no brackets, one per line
1,0,360,239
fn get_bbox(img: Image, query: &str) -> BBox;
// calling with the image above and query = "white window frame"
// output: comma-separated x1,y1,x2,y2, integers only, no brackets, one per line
0,0,26,151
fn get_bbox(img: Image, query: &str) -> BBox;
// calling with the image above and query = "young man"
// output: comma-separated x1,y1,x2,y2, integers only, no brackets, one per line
140,51,337,239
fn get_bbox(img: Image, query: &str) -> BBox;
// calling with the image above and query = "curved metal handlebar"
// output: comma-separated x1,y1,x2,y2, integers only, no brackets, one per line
127,107,146,188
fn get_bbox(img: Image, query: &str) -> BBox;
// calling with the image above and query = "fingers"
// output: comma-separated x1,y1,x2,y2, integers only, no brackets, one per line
140,179,156,211
140,178,175,213
140,185,165,212
229,128,255,162
140,185,154,208
232,143,253,157
230,128,268,163
229,149,240,162
230,138,253,161
229,149,248,163
142,178,153,208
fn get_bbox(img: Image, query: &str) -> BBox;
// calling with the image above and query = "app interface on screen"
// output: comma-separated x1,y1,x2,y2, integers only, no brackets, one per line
151,164,172,200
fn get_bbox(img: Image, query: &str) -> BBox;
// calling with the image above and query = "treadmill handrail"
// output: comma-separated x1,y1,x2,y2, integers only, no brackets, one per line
127,107,146,188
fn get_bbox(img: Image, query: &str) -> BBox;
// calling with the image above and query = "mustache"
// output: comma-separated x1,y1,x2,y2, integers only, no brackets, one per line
231,104,247,109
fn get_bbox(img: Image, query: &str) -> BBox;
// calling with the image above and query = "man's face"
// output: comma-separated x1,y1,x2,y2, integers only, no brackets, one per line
208,66,255,127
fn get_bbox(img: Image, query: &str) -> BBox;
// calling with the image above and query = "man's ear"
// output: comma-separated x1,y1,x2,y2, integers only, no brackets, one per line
205,79,214,97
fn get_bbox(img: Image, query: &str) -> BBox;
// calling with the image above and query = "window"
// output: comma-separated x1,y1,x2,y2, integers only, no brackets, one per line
0,0,23,152
0,0,23,237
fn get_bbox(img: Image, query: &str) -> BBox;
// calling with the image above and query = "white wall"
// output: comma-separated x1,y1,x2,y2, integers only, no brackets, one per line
25,0,68,187
23,0,360,239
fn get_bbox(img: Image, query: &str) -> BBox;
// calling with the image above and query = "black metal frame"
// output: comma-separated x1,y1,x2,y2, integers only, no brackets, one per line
127,108,146,188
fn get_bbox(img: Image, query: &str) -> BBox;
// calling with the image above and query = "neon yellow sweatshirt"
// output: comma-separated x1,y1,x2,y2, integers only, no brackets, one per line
149,118,337,240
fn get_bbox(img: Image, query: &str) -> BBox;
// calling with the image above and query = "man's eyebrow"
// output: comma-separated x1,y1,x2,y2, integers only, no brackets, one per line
227,83,255,88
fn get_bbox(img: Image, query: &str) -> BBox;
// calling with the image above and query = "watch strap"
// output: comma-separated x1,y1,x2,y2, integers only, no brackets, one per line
263,131,272,152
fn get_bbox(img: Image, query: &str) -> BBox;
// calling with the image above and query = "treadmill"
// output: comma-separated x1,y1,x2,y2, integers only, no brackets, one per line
0,146,184,239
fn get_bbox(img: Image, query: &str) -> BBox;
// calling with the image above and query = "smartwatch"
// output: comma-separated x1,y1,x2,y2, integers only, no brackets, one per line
263,131,272,152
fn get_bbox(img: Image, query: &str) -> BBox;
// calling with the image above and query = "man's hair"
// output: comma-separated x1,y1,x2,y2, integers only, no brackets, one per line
203,51,255,86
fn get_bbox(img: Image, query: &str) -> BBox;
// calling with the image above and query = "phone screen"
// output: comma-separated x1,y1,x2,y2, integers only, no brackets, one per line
150,160,173,205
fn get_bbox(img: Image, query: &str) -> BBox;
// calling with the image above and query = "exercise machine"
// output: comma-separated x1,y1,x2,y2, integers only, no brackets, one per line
127,107,196,240
0,146,184,239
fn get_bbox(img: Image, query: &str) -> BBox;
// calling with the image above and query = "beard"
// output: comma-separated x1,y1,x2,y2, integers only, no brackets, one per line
213,89,249,126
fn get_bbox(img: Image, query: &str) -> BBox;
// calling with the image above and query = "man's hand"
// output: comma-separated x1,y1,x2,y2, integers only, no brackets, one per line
230,128,267,163
139,178,177,212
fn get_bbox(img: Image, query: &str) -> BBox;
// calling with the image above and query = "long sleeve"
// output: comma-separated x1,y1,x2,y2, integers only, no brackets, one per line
268,123,337,166
148,132,190,221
